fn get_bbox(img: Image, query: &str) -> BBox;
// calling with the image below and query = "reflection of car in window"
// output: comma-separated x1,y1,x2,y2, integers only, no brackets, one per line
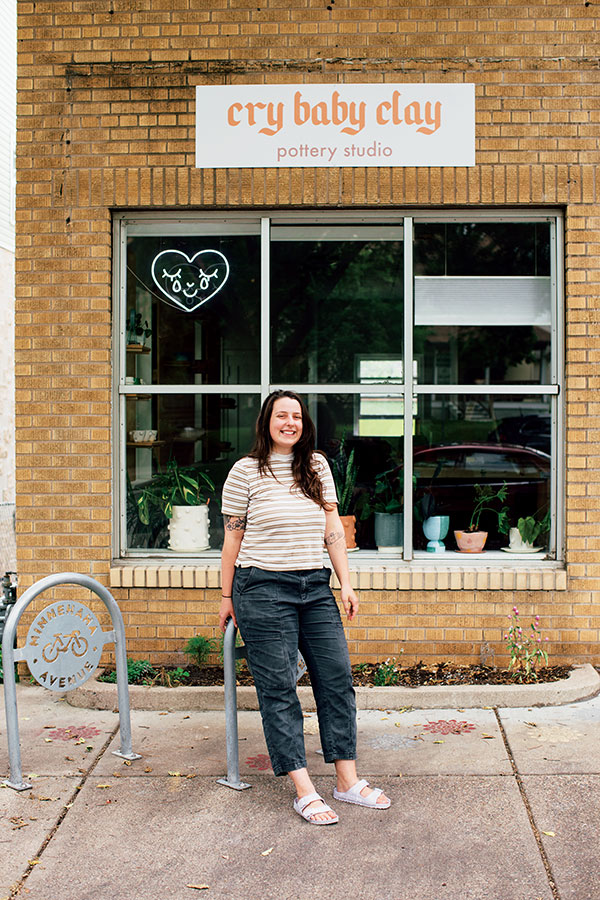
488,415,551,455
413,443,550,550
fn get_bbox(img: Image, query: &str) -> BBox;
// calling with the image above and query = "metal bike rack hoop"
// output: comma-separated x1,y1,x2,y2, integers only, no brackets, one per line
2,572,141,791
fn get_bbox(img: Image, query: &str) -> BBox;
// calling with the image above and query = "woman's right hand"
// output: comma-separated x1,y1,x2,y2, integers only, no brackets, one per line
219,595,237,633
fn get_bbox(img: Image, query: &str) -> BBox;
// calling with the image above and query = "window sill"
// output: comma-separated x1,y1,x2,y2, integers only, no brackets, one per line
110,555,566,591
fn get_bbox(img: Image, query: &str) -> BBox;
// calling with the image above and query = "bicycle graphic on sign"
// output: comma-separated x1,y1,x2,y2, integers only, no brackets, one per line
42,630,89,663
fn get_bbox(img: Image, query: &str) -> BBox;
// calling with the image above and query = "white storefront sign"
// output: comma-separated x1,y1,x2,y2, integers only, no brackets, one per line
196,83,475,169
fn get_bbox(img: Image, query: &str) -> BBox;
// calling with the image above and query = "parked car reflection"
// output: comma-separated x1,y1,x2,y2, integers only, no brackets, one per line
488,414,551,455
413,443,550,551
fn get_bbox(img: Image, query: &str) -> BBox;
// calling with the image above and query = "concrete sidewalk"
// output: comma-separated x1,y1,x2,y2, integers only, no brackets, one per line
1,683,600,900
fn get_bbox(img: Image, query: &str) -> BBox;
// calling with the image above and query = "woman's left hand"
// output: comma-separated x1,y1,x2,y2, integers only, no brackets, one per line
340,585,358,621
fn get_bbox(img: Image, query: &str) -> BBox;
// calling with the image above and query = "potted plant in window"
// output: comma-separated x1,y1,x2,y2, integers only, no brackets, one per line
137,459,216,552
454,482,510,553
507,510,550,553
415,490,450,553
414,459,449,553
356,465,404,552
330,440,358,550
126,309,152,350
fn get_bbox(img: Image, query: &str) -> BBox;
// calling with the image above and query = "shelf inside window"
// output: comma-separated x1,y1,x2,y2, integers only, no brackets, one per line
126,344,151,354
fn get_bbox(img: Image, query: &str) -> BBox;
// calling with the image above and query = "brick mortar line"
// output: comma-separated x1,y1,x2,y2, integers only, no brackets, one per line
8,721,120,900
59,55,600,77
494,709,561,900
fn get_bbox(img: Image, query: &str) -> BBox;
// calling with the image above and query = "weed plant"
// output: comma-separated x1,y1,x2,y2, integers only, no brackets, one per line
183,634,218,667
373,655,404,686
146,666,190,687
503,607,549,681
98,657,156,685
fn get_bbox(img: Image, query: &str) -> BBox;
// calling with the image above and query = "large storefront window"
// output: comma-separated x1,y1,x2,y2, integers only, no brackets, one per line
115,212,563,562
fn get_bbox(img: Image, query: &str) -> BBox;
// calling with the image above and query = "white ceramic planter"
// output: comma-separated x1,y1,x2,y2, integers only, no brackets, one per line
508,527,536,552
168,504,210,552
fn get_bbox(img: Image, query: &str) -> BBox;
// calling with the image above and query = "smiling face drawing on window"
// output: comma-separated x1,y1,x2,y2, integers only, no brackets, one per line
151,249,230,312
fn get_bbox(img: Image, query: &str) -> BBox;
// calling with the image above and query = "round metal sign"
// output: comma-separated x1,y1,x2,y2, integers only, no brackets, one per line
24,601,104,692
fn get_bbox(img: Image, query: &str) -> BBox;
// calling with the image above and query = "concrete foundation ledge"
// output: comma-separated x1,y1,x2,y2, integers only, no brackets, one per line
65,664,599,711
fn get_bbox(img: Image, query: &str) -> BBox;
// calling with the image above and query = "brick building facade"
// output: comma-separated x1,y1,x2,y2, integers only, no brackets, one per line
15,0,600,668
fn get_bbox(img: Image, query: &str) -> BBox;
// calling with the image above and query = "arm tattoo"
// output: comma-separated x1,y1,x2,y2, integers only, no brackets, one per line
224,515,246,532
324,529,345,547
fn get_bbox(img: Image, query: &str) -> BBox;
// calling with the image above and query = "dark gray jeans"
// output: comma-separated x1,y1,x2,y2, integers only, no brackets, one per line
232,566,357,777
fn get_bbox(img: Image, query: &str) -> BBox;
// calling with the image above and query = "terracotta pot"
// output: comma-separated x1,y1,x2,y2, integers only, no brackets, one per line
340,514,357,550
454,529,487,553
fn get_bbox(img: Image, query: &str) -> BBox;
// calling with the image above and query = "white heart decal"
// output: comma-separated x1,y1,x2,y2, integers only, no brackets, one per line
151,249,230,312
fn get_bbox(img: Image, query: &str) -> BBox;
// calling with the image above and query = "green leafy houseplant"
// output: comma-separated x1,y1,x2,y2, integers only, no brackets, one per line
467,482,510,534
137,459,215,525
414,490,436,523
516,511,550,546
414,457,446,523
127,309,152,346
356,466,404,519
330,441,357,516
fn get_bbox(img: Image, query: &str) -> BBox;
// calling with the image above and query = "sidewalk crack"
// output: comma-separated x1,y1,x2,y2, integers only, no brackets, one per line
8,721,120,899
494,709,561,900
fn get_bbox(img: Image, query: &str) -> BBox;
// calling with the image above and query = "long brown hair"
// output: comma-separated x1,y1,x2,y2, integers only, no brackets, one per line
249,390,333,510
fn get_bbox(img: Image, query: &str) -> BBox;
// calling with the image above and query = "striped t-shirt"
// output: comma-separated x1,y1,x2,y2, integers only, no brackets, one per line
221,452,338,571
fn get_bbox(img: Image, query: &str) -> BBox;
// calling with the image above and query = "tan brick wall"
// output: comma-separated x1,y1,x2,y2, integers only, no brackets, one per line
15,0,600,667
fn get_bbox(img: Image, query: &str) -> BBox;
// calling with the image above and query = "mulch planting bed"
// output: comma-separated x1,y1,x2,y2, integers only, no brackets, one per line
100,661,574,688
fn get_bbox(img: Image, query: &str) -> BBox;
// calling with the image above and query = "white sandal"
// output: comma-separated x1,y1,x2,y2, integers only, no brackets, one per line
293,791,339,825
333,778,391,809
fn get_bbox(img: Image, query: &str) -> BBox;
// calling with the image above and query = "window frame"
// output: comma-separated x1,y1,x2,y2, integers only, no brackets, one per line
112,209,564,564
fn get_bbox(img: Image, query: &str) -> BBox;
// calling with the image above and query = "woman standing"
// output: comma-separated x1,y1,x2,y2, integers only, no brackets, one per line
219,390,390,825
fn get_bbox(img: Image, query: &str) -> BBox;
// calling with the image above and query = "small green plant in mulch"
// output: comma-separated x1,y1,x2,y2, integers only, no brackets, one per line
183,634,219,667
98,657,157,685
145,666,190,688
353,662,371,677
373,655,405,686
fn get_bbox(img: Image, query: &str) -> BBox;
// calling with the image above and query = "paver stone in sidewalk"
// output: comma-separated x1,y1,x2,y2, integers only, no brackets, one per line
0,687,118,780
499,697,600,775
521,774,600,900
355,707,513,776
0,776,80,898
93,710,269,779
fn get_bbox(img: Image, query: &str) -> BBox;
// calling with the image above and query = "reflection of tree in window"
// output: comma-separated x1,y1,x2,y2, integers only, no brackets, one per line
414,223,550,277
270,241,404,383
457,326,539,384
